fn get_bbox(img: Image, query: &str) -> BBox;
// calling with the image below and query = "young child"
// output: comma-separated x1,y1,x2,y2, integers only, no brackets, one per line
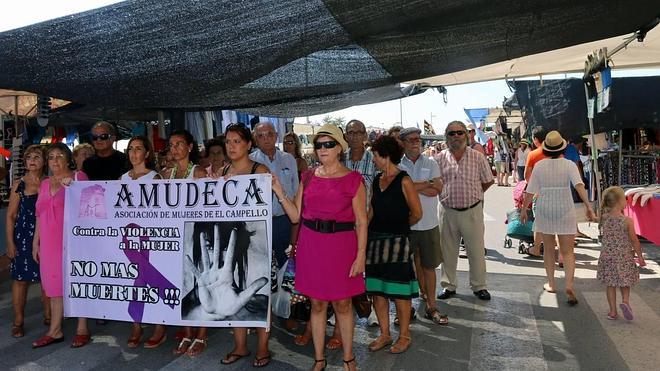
596,186,645,320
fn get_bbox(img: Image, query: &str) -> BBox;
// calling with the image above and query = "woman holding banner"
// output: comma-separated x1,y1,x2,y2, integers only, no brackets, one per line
6,145,50,338
32,143,90,348
218,124,273,367
161,130,209,357
120,136,167,349
274,123,367,371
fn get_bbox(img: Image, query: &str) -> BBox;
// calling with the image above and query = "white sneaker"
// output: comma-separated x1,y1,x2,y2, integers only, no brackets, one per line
327,314,336,326
368,311,379,327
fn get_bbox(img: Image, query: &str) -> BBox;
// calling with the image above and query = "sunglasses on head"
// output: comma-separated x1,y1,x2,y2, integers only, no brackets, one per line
447,130,466,137
91,133,111,141
314,140,338,150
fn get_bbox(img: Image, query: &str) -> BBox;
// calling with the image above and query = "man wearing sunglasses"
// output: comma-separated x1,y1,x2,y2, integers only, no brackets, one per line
250,122,299,269
435,121,494,301
83,121,129,181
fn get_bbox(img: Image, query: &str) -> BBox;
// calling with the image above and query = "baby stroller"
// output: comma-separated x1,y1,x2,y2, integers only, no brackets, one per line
504,181,535,253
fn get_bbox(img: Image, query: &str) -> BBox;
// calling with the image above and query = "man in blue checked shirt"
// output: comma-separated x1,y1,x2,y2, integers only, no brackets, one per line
250,122,299,269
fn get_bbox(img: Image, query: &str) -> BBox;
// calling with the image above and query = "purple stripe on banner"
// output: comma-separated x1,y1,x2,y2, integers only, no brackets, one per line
122,222,177,323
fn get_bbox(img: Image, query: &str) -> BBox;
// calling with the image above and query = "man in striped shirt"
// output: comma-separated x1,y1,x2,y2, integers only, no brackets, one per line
435,121,494,301
344,119,376,203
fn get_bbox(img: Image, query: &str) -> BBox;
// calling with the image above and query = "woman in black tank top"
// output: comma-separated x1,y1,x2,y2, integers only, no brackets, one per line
221,125,273,367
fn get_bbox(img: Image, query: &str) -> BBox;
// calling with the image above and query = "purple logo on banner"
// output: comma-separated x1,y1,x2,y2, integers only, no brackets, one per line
122,223,178,323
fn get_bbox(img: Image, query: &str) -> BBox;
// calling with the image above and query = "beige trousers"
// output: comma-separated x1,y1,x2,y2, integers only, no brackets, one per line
440,202,487,291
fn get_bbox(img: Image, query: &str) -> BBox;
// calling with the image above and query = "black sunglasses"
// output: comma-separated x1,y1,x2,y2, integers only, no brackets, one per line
91,133,112,141
447,130,466,137
468,129,475,133
314,140,338,150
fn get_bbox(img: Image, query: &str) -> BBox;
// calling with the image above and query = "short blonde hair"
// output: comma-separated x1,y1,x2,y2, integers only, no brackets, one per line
73,143,94,157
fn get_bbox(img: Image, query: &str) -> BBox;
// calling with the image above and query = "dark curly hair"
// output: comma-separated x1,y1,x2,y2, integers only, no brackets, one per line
371,135,403,165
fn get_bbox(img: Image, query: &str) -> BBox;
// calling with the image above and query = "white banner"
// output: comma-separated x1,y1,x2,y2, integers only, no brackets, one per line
63,174,272,328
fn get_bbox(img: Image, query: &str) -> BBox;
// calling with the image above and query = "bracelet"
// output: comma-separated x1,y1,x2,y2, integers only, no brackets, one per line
278,196,287,204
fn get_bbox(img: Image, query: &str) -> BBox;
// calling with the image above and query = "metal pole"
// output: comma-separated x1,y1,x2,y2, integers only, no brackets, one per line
583,85,600,213
618,129,623,185
399,98,403,125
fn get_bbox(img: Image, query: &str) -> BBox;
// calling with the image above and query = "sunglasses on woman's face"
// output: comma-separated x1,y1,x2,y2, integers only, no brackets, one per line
447,130,466,137
284,140,295,145
314,140,338,150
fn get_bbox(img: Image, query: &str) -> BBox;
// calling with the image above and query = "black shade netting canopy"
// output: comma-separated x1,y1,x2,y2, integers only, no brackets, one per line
0,0,658,117
514,77,660,138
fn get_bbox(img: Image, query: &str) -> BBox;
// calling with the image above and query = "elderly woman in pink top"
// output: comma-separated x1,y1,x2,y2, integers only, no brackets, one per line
32,143,89,348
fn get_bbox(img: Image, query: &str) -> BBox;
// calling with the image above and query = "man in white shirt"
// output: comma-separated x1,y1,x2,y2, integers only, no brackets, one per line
398,127,446,324
250,122,299,269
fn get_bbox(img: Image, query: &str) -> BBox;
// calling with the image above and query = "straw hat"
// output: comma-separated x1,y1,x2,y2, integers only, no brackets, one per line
541,131,567,152
312,124,348,151
519,139,529,146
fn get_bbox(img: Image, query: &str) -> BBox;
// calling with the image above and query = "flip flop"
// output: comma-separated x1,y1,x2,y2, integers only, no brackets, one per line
619,303,634,320
186,338,207,357
172,337,192,355
221,351,251,365
566,290,579,306
32,335,64,348
389,335,411,354
143,333,167,349
606,313,618,320
252,353,272,368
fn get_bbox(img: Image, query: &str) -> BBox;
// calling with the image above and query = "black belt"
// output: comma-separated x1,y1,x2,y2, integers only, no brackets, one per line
302,219,355,234
449,200,481,212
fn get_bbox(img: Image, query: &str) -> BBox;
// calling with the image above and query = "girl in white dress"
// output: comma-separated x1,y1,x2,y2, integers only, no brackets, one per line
520,131,595,305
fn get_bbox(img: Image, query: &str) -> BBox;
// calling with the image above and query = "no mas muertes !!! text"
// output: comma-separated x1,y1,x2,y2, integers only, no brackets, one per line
69,261,159,303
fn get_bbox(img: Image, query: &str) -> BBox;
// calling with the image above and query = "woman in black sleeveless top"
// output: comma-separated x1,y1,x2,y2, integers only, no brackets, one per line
366,136,422,354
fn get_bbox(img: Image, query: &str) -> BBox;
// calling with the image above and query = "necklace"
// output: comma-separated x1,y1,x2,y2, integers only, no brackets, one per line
170,162,194,179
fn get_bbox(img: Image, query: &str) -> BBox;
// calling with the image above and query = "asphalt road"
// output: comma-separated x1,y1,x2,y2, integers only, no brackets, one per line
1,184,658,370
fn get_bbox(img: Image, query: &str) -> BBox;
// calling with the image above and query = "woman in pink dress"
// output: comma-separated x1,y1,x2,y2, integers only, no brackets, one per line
32,143,89,348
274,123,367,371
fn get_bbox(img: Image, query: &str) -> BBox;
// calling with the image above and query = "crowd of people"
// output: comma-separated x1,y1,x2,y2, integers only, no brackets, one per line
5,119,645,370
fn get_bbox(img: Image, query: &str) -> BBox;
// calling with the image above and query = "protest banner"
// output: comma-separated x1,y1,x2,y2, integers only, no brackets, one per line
62,174,272,328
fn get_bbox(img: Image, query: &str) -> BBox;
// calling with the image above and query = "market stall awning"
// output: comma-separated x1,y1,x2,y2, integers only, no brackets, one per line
0,1,658,117
410,19,660,87
513,77,660,138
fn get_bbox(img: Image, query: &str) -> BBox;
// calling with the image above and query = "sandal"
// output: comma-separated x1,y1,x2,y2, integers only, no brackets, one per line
143,333,167,349
221,351,251,365
172,337,192,355
186,338,207,357
11,323,24,338
619,303,634,320
606,313,618,320
343,357,356,371
71,334,91,348
127,326,142,348
313,358,327,371
389,335,411,354
294,333,311,346
326,337,342,350
522,246,542,258
252,353,272,368
368,335,393,352
32,335,64,348
543,283,557,293
424,308,449,325
566,289,579,306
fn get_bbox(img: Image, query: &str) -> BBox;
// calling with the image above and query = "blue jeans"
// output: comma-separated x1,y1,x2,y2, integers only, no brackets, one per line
272,215,292,269
517,166,525,182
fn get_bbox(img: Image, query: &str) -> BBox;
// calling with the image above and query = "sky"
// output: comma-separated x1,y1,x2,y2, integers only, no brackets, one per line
2,1,658,134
